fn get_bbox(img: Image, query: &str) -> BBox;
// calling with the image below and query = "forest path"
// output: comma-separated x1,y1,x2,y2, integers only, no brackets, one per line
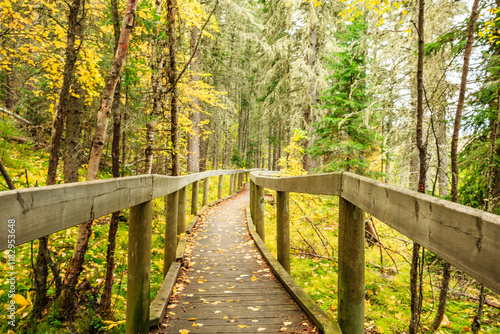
151,185,317,333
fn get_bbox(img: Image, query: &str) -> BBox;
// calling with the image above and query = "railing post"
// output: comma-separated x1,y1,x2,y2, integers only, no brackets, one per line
202,177,209,207
229,174,234,195
218,175,223,200
250,180,255,219
254,184,265,242
338,197,365,334
127,200,152,334
238,172,242,189
164,191,178,276
178,186,187,235
191,180,199,215
276,191,290,273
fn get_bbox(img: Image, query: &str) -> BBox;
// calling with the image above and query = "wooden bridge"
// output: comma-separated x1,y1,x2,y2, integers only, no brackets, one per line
1,170,499,333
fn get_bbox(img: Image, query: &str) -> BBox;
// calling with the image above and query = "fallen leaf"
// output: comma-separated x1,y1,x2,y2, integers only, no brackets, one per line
223,316,229,319
188,318,196,321
238,325,247,328
441,314,452,327
283,322,292,326
251,275,257,281
258,328,266,331
179,330,189,334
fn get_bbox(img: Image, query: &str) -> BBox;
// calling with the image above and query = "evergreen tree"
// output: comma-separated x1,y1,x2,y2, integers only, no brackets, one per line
310,17,378,175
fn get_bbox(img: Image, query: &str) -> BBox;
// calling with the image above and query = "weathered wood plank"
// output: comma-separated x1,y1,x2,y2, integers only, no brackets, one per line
163,191,178,276
218,175,223,200
246,208,341,334
176,236,187,263
0,175,153,251
191,180,199,215
202,177,209,207
254,184,265,242
127,200,152,334
149,262,181,327
338,197,365,334
276,191,290,273
0,170,259,251
251,172,342,195
177,186,187,235
341,173,500,295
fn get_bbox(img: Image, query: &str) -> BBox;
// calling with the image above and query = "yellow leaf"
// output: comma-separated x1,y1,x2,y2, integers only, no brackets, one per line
441,314,452,327
14,294,28,307
179,330,189,334
188,318,196,321
223,316,229,319
251,275,257,281
238,325,247,328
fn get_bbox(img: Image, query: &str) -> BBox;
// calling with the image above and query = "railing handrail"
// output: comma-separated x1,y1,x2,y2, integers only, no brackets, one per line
250,171,500,296
0,169,256,251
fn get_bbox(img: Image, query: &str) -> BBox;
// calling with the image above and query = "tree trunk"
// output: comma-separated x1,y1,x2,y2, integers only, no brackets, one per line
145,0,165,175
32,0,83,320
437,107,448,196
167,0,179,176
5,60,14,110
59,0,139,318
303,1,318,173
64,84,83,184
101,0,123,314
434,0,480,331
188,25,201,174
450,0,480,203
410,0,425,332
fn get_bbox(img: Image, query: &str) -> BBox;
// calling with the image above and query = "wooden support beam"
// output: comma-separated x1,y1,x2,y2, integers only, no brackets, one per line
254,184,265,242
202,177,209,207
164,191,178,276
218,175,223,200
177,186,187,235
229,174,234,195
250,180,255,220
338,197,365,334
127,200,152,334
276,191,290,273
191,180,199,215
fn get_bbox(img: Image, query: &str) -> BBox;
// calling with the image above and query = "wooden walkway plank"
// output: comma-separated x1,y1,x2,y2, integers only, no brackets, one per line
151,186,318,334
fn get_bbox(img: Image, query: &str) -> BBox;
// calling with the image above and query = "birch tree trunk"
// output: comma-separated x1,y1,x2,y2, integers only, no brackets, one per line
100,0,124,314
59,0,139,317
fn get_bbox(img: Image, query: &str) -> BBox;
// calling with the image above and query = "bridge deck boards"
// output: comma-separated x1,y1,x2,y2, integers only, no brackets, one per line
152,186,318,333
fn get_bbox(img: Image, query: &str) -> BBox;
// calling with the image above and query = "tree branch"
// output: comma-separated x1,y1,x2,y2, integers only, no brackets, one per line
169,0,219,91
0,107,31,125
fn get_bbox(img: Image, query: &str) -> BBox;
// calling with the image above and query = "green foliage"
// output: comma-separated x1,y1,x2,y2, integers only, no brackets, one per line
310,17,379,175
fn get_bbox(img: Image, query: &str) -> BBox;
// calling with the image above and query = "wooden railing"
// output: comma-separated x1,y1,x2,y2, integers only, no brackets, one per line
0,169,252,334
250,171,500,334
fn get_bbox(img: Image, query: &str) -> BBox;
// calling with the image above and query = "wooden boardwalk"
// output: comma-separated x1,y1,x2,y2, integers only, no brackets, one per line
152,187,318,333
